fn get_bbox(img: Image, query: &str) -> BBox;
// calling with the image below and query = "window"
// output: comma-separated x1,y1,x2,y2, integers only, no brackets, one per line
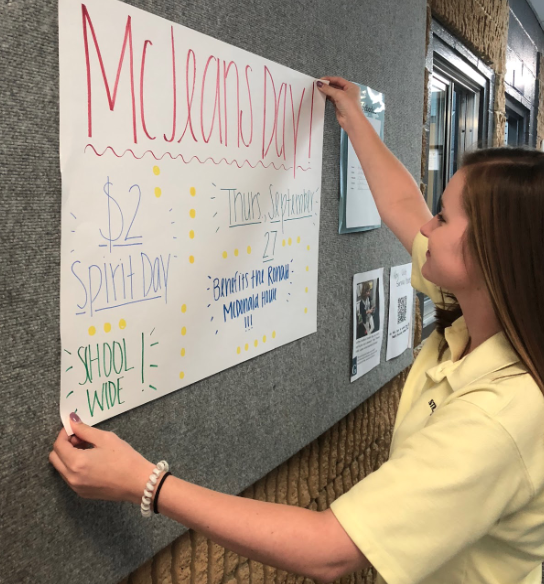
419,21,494,340
425,23,493,214
505,94,530,146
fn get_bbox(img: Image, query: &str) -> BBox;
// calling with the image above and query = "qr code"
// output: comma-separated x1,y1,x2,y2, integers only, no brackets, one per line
397,296,408,324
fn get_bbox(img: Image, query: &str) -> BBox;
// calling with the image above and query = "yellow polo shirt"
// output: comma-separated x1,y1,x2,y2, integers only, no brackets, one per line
330,232,544,584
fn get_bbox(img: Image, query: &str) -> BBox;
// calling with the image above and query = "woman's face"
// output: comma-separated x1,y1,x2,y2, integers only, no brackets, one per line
420,170,481,294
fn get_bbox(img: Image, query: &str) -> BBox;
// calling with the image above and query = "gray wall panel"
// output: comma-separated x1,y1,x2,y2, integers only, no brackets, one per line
0,1,427,583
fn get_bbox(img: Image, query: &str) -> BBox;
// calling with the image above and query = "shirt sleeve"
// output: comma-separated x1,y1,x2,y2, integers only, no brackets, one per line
329,398,533,584
411,232,445,305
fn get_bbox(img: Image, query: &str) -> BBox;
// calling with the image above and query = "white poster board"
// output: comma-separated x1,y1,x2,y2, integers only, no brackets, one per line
59,0,325,432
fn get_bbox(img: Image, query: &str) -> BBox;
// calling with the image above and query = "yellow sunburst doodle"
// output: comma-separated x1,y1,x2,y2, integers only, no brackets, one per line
237,331,277,353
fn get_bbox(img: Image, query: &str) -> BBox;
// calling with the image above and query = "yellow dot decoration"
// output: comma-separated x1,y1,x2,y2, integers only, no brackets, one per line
189,230,195,239
282,239,286,247
104,322,111,333
304,307,308,314
254,339,258,347
288,237,292,245
190,187,196,197
247,246,252,254
153,165,160,175
88,326,96,336
154,187,162,198
262,335,267,343
234,248,239,257
180,348,186,357
244,343,249,351
222,251,228,259
179,371,185,380
189,209,196,219
307,245,310,251
119,319,126,329
305,287,309,293
237,346,241,355
189,255,195,264
181,327,187,336
306,266,309,271
297,236,301,243
181,304,187,313
272,331,276,339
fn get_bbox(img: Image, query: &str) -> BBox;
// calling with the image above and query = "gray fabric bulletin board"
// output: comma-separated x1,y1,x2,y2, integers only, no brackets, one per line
0,1,427,582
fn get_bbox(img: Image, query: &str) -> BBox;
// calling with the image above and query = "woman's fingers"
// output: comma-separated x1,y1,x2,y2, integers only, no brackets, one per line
317,76,363,131
69,435,91,449
49,449,92,497
321,76,351,89
316,80,338,99
53,428,80,468
50,412,157,503
68,414,105,446
49,449,71,484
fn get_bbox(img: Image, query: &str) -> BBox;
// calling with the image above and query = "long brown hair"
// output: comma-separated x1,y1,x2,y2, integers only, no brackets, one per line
434,147,544,393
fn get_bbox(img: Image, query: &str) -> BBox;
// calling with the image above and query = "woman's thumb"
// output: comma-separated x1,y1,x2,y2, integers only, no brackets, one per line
69,412,101,445
316,79,335,98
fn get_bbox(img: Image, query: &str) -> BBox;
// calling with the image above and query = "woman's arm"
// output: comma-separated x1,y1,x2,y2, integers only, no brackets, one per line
317,77,432,254
157,475,369,583
50,417,370,583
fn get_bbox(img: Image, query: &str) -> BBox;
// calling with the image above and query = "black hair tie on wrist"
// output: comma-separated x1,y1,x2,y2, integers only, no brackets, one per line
153,471,171,514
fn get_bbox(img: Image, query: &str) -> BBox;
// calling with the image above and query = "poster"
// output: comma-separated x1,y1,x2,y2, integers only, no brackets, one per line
386,263,413,361
351,268,384,382
59,0,326,432
339,83,385,234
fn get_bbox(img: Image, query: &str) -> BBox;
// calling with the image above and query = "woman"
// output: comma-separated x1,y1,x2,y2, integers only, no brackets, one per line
50,77,544,584
360,282,375,336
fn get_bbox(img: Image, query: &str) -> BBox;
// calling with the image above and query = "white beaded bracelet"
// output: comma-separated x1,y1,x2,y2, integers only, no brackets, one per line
141,460,169,517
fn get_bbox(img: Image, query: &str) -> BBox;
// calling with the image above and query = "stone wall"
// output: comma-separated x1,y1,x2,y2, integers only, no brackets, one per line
431,0,509,146
431,0,508,69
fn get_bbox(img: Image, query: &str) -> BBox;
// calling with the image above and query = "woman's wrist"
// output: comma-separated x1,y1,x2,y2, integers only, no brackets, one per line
342,108,366,135
129,460,157,505
343,110,371,136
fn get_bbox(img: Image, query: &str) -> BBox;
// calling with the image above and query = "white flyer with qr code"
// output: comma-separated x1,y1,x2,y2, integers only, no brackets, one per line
386,262,413,361
351,268,384,382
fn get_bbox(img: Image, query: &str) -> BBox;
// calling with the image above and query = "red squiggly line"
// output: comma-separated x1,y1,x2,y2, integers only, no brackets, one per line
84,144,311,171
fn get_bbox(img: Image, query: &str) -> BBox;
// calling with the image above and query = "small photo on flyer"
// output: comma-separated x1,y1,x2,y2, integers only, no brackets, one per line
351,268,384,382
356,279,381,339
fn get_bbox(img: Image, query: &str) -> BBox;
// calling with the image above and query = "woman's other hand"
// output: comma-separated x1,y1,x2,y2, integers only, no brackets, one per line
317,77,364,132
49,412,155,504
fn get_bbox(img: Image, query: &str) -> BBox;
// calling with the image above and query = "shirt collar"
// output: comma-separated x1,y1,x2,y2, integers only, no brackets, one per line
444,316,469,362
426,316,521,391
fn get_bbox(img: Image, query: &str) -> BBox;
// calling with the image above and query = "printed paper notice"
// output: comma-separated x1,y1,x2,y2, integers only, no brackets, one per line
386,263,413,360
345,118,382,229
351,268,384,382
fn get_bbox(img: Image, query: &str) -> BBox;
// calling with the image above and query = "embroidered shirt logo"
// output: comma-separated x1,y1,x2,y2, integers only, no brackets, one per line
428,399,437,415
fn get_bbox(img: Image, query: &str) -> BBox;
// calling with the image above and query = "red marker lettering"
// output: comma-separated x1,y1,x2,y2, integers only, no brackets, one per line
164,27,177,142
140,40,155,140
81,4,137,143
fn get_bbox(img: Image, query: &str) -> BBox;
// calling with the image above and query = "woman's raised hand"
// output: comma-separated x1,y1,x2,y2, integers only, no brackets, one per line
49,412,155,504
317,77,364,132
